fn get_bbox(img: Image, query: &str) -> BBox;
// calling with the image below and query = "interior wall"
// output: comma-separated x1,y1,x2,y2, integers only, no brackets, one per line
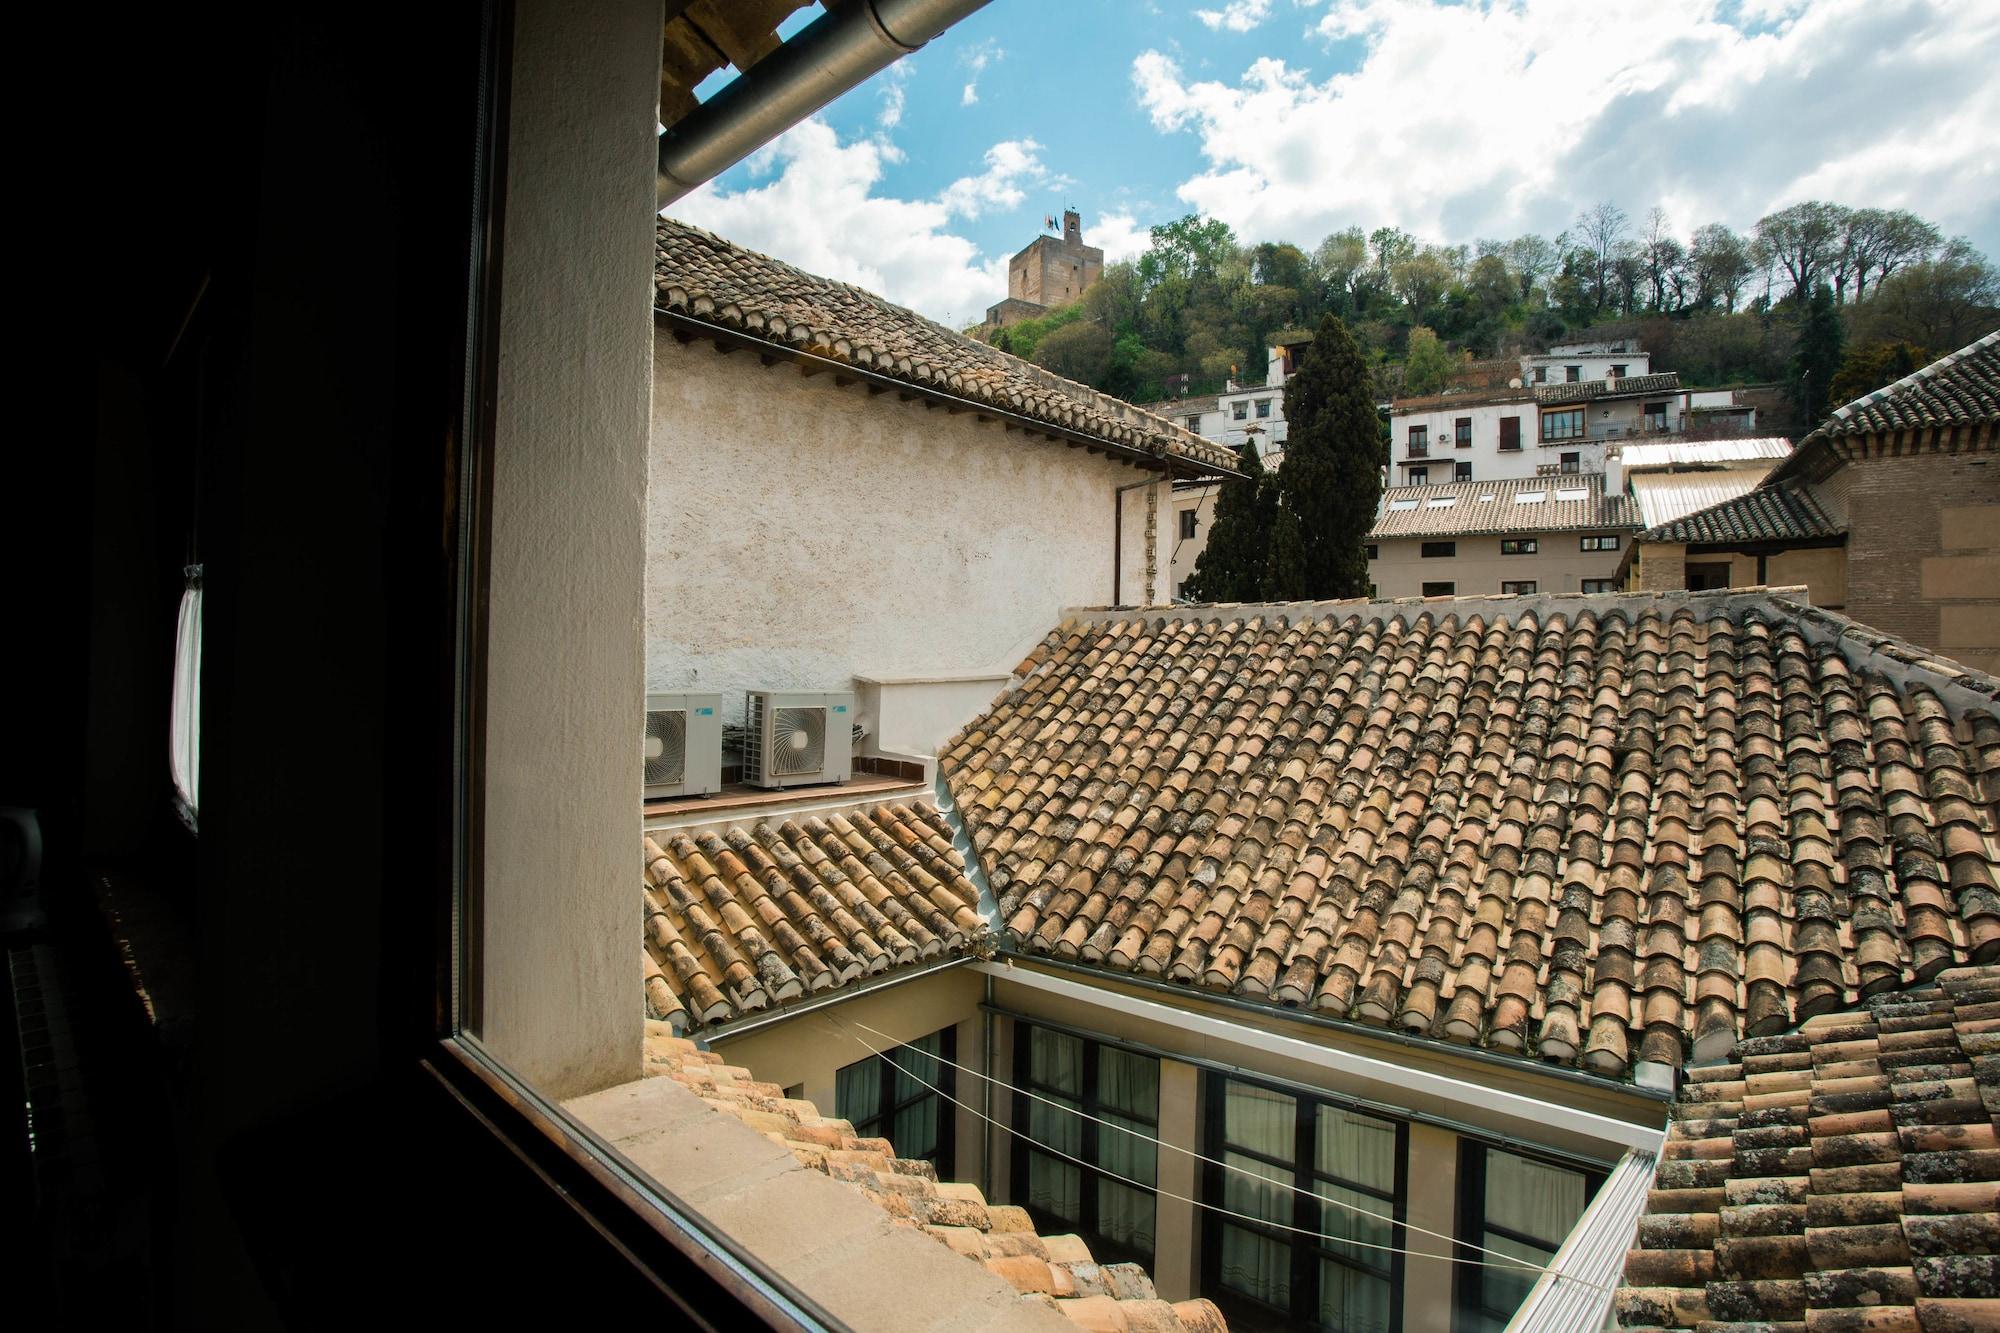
478,0,659,1097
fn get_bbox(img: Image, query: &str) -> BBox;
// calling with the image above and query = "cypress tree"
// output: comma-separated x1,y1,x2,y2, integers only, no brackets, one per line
1184,438,1269,602
1791,283,1845,428
1276,313,1383,598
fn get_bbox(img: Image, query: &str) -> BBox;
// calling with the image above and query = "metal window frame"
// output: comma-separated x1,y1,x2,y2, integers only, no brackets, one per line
835,1025,957,1171
1450,1140,1607,1332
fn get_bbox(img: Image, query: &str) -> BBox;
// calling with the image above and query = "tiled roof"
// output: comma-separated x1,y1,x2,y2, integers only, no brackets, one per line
938,593,2000,1081
1614,965,2000,1331
1390,386,1535,415
1137,395,1222,420
1813,331,2000,442
1370,474,1640,538
1640,484,1843,545
655,219,1239,475
641,1027,1228,1332
1535,372,1683,406
643,801,989,1032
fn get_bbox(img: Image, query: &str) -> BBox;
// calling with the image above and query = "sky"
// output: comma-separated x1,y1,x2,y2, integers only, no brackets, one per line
665,0,2000,328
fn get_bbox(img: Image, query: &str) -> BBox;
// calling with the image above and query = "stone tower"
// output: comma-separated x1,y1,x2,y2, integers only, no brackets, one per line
984,209,1105,328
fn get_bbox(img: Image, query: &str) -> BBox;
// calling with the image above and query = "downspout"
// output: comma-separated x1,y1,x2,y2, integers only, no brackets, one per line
658,0,996,208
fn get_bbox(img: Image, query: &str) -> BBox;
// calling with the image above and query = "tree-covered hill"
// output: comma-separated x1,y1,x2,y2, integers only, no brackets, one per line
971,201,1997,419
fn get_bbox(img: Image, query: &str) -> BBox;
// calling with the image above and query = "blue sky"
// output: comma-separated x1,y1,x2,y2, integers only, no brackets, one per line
669,0,2000,326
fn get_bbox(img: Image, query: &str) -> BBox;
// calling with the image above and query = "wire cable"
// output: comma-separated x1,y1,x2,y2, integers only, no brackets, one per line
820,1014,1611,1294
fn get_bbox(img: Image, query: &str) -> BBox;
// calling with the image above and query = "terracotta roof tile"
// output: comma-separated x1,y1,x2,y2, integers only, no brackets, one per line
641,1026,1227,1332
1615,965,2000,1329
1813,332,2000,443
655,218,1238,475
1533,372,1684,405
1370,473,1640,538
938,593,2000,1081
1639,483,1844,545
643,800,989,1032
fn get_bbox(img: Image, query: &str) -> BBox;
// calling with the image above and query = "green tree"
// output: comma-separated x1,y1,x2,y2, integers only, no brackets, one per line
1183,439,1272,602
1401,326,1464,395
1851,239,2000,351
1791,284,1845,427
1828,340,1931,408
1032,320,1114,384
1273,313,1382,599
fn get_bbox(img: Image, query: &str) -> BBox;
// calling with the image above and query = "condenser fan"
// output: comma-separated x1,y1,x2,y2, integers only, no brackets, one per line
644,708,687,785
770,706,826,775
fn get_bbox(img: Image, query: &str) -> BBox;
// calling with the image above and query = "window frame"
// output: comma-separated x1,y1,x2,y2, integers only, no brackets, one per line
1180,509,1200,541
1499,538,1537,555
1420,541,1456,558
1499,580,1537,595
1011,1023,1162,1270
1200,1072,1409,1333
1453,417,1472,447
835,1026,957,1173
1407,424,1429,456
1579,534,1620,552
1256,398,1273,419
1454,461,1472,482
1406,466,1429,485
1233,400,1249,421
1421,581,1455,596
1497,416,1521,452
1581,579,1616,593
1540,409,1584,442
1451,1141,1605,1333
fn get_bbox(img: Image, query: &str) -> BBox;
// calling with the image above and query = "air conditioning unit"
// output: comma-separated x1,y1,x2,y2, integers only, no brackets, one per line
742,690,853,790
644,692,723,799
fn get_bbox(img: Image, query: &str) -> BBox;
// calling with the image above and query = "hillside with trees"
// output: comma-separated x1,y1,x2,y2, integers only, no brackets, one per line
973,200,1998,429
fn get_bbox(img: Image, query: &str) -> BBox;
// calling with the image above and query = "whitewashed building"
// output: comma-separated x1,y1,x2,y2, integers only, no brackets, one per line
1520,338,1651,386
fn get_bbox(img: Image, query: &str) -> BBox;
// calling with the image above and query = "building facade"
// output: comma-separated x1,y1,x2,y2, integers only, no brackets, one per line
1519,337,1650,385
984,209,1104,328
1367,474,1640,598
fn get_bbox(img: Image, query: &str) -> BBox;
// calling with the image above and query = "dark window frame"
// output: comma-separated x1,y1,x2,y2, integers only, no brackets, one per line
1011,1023,1161,1271
1454,417,1472,447
1540,409,1584,442
1420,541,1456,558
1452,1141,1605,1333
1406,466,1429,485
1498,416,1521,452
1234,400,1249,420
1499,580,1537,595
1200,1072,1409,1333
1454,461,1472,482
836,1026,957,1173
1421,580,1455,597
1364,544,1379,561
1581,578,1616,593
1579,534,1620,552
1256,398,1273,419
1500,538,1537,555
1180,509,1199,541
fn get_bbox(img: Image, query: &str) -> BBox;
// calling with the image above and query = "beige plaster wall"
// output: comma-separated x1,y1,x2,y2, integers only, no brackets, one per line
1153,1059,1200,1301
647,334,1166,718
1402,1122,1461,1333
1371,532,1628,599
1766,545,1846,607
477,0,657,1097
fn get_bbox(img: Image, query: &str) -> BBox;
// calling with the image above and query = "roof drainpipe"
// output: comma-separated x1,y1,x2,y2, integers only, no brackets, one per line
658,0,997,209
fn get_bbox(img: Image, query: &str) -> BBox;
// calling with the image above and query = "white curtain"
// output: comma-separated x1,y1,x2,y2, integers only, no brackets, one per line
1219,1221,1291,1309
835,1055,881,1128
1320,1257,1393,1333
169,581,202,817
1484,1149,1586,1248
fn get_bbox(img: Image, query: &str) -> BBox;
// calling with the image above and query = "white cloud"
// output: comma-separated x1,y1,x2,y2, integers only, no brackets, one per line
1134,0,2000,254
876,63,907,130
1090,211,1155,265
1196,0,1276,32
666,119,1045,327
960,39,1002,107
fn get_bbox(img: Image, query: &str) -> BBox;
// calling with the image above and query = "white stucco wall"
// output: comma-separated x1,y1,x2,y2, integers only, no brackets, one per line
1391,399,1538,483
647,333,1167,727
480,0,657,1096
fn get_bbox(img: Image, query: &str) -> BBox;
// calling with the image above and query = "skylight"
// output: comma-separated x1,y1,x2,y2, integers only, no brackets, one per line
1388,498,1419,511
1516,491,1546,504
1555,488,1590,502
1426,497,1456,508
1477,494,1496,503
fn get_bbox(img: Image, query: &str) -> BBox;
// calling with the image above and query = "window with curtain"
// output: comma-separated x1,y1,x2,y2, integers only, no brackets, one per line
1203,1075,1404,1333
1012,1024,1160,1268
169,571,203,825
1452,1144,1601,1332
833,1026,955,1172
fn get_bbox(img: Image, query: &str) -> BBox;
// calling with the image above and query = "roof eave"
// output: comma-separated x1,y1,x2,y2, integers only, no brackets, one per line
656,305,1241,478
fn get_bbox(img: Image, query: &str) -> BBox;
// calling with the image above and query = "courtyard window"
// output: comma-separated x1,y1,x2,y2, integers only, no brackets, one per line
1014,1026,1160,1268
836,1026,956,1172
1203,1076,1404,1333
1454,1144,1602,1332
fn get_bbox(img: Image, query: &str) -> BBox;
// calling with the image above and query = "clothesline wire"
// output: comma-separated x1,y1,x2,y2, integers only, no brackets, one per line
819,1014,1610,1295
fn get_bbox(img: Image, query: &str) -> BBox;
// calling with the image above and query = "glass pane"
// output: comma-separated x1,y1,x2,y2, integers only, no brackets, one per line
1028,1151,1081,1225
1029,1092,1083,1159
835,1055,881,1131
1315,1181,1393,1274
1097,1046,1158,1122
1098,1110,1157,1188
1224,1081,1295,1160
1484,1150,1588,1249
1320,1258,1393,1333
1314,1105,1396,1192
1223,1150,1292,1228
892,1031,943,1103
1219,1221,1291,1308
892,1094,939,1162
1479,1232,1553,1322
1096,1178,1155,1257
1030,1028,1082,1097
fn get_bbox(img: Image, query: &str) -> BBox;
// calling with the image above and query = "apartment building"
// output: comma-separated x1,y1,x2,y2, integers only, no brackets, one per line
1367,474,1641,599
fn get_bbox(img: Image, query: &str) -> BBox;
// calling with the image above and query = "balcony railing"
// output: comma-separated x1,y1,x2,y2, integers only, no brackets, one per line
1406,443,1429,459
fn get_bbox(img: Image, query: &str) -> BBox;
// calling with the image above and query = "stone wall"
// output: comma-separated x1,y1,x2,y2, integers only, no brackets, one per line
1844,450,2000,673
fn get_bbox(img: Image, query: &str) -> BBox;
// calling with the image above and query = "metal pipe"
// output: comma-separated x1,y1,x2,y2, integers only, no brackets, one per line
658,0,996,208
